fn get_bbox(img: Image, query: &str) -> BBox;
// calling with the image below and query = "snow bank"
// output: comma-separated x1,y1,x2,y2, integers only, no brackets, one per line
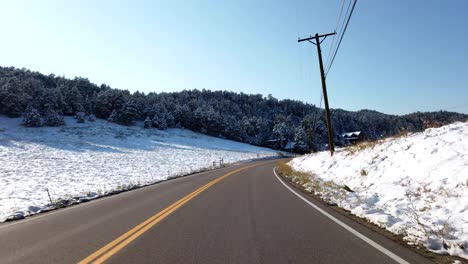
0,116,278,222
289,122,468,259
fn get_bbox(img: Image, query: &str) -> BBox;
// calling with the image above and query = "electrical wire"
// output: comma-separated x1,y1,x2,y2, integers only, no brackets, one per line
324,0,347,71
325,0,357,77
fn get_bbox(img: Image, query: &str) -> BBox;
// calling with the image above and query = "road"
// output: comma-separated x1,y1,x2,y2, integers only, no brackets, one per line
0,159,432,264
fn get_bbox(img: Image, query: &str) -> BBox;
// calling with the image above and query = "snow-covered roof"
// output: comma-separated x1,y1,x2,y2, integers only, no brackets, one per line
341,131,361,138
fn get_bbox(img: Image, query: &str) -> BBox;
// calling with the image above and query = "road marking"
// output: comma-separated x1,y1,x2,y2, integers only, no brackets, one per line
273,168,410,264
79,162,269,264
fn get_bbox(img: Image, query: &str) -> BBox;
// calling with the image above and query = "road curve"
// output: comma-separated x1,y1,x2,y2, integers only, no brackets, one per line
0,159,431,264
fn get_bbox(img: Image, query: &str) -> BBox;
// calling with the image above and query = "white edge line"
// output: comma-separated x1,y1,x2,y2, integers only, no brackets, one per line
273,168,410,264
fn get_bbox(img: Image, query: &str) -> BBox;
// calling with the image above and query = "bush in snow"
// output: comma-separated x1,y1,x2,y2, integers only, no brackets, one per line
144,116,152,128
88,114,96,122
75,111,86,123
22,105,43,127
44,109,65,126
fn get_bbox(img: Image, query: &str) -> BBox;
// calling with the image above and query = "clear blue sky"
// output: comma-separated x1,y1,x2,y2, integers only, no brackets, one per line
1,0,467,114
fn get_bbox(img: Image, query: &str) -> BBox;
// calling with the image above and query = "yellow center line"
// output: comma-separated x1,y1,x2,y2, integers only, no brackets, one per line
79,161,270,264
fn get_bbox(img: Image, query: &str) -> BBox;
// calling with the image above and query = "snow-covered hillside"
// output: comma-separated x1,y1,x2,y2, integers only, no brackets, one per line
0,116,279,222
289,122,468,259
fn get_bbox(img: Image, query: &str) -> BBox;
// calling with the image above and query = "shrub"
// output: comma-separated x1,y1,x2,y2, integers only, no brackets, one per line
88,114,96,122
22,105,43,127
144,116,152,129
75,111,86,123
45,109,65,126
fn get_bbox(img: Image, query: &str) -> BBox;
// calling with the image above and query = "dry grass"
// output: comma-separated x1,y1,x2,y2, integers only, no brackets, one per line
276,161,312,185
346,140,380,155
360,168,368,176
391,130,410,139
276,161,350,202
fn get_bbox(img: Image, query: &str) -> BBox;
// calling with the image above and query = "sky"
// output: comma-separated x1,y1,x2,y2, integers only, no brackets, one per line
1,0,467,115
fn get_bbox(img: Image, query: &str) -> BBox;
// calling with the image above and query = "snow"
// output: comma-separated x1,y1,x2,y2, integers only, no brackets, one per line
0,116,279,222
289,122,468,259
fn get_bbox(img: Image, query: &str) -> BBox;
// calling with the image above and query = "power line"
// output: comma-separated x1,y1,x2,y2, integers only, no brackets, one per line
325,0,357,77
324,0,347,70
325,0,352,71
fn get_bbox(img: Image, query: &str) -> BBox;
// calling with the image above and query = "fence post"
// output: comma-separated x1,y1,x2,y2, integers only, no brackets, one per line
46,188,53,205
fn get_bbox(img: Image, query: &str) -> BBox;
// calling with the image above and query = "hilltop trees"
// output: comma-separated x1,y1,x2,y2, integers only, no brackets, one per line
0,66,466,152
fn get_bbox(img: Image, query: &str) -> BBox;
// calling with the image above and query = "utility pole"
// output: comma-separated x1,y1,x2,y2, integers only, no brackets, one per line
298,32,336,156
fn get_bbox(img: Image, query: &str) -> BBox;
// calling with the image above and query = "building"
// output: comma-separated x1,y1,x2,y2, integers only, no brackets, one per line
340,131,362,145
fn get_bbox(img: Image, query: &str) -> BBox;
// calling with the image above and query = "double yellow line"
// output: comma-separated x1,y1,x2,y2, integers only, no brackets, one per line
79,162,267,264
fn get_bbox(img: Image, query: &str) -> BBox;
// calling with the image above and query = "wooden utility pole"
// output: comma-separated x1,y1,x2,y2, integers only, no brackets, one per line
298,32,336,156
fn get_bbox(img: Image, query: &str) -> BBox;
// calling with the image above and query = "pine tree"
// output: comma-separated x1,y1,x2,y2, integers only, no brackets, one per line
152,114,167,130
116,101,138,125
88,114,96,122
45,108,65,126
144,116,152,128
293,126,309,153
107,110,118,122
22,105,43,127
75,111,86,123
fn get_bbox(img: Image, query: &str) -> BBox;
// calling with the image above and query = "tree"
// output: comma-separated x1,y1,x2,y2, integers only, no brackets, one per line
88,114,96,122
106,101,138,126
293,126,309,153
144,116,152,128
22,105,42,127
45,108,65,126
152,114,167,130
0,81,25,117
75,111,86,123
107,110,118,123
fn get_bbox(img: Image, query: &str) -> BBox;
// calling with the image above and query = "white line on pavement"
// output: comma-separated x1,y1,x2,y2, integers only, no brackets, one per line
273,168,410,264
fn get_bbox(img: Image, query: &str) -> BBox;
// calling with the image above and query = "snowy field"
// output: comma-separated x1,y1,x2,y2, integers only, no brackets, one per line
0,116,279,222
289,122,468,259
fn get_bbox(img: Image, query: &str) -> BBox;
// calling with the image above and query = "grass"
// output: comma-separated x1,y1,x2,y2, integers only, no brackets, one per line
346,130,413,155
276,161,312,186
360,168,368,176
276,161,350,202
346,140,380,155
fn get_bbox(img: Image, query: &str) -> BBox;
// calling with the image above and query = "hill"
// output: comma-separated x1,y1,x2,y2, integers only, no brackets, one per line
1,66,467,152
0,115,279,221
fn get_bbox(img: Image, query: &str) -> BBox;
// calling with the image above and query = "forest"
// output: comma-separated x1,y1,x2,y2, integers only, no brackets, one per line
1,66,466,153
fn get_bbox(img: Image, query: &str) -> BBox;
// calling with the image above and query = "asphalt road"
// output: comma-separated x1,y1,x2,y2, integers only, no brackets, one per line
0,159,432,264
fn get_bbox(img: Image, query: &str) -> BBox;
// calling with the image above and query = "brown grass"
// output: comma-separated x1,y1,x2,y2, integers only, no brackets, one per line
275,161,350,201
276,161,312,185
360,168,368,176
346,140,380,155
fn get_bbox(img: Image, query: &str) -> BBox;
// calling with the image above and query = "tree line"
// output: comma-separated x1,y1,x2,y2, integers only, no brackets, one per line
0,66,466,153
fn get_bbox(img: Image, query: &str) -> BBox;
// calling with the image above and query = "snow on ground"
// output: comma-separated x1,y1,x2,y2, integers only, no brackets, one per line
0,116,279,222
289,122,468,259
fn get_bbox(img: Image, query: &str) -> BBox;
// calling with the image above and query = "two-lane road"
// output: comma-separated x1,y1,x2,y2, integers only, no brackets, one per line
0,160,431,263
